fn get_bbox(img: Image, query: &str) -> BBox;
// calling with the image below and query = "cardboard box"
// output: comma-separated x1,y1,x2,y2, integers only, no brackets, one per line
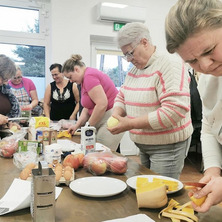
36,129,57,149
18,140,42,154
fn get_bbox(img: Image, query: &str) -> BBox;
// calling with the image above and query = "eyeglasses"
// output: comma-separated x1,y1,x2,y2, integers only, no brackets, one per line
13,76,22,80
123,42,140,61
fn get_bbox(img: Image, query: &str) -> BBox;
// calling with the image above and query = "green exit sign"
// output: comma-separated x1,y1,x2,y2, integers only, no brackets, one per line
113,22,126,31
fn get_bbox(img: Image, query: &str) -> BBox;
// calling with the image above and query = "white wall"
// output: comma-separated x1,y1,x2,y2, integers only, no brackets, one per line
49,0,177,155
49,0,177,80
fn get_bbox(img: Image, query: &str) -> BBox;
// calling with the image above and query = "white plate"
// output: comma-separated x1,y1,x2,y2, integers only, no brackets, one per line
69,176,127,197
126,175,183,194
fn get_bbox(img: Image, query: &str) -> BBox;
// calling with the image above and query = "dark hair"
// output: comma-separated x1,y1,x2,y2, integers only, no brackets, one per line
49,63,62,72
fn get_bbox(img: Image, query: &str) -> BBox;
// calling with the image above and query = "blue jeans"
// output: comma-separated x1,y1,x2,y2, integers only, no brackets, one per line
135,137,191,180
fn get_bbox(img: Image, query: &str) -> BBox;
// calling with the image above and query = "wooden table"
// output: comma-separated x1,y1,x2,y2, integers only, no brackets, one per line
0,136,222,222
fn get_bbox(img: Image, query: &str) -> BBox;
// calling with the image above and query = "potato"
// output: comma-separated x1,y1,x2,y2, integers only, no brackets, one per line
55,170,62,181
63,170,72,181
25,163,36,170
107,116,119,128
20,168,31,180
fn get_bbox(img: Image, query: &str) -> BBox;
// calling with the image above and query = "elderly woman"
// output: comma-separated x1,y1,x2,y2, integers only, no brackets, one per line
165,0,222,213
44,63,79,121
0,54,20,129
8,65,38,112
108,22,193,179
62,54,123,151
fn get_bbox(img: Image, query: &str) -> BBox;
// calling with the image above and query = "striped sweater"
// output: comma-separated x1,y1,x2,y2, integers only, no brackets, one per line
114,50,193,145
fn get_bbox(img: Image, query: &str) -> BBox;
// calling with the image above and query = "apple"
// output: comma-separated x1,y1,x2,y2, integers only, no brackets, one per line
109,157,127,174
0,140,17,158
107,116,119,128
63,154,80,170
76,153,84,167
90,159,107,175
82,153,96,167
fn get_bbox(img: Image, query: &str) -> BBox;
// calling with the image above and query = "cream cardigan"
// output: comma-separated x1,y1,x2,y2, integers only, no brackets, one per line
198,74,222,171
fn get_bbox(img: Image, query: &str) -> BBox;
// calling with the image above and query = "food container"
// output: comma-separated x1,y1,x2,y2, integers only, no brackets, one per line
44,143,62,165
36,129,57,151
81,122,96,154
31,161,55,222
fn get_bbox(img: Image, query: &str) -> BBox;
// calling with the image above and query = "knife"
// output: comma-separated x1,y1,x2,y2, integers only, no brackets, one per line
183,182,207,188
8,117,29,121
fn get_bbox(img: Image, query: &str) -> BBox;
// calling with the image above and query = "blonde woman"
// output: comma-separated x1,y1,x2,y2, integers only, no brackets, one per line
62,54,123,151
166,0,222,212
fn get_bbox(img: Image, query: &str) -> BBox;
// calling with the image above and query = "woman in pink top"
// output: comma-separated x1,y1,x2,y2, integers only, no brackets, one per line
62,54,123,151
8,65,38,111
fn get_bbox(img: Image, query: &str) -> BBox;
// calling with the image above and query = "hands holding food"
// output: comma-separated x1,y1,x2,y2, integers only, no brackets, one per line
107,115,131,134
9,123,21,133
0,114,8,125
185,177,222,213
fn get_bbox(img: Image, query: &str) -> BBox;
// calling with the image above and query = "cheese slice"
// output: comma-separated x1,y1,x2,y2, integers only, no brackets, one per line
153,178,178,191
136,177,149,188
136,181,168,208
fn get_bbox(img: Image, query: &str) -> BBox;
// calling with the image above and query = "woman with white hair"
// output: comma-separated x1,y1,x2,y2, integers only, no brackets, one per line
108,22,193,179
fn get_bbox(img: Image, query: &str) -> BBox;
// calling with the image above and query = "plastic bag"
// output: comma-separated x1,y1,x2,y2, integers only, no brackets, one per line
58,119,76,129
83,151,128,176
13,151,38,170
0,130,27,158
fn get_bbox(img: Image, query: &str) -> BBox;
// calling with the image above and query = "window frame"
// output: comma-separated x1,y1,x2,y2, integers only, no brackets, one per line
0,0,51,90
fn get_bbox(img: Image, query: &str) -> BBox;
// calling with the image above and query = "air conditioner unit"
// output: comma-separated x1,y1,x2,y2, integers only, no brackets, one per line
96,2,147,23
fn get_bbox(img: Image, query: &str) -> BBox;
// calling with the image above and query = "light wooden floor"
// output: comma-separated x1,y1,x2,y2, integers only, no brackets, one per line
127,151,203,182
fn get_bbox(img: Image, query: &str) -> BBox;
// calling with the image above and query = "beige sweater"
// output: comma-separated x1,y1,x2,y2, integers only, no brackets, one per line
114,50,193,145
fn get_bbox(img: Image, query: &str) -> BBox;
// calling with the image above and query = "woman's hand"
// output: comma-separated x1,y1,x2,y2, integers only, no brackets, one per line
191,176,222,212
108,115,132,134
0,114,8,125
68,124,78,135
8,121,21,130
189,167,222,212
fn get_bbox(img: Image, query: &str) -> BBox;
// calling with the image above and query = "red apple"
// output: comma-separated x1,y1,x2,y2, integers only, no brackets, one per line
63,154,80,170
83,154,96,167
76,153,84,167
90,159,107,175
109,157,127,174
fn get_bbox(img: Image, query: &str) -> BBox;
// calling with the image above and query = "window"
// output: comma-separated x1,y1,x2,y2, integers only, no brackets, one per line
96,51,132,87
0,6,39,33
91,38,132,88
0,0,50,100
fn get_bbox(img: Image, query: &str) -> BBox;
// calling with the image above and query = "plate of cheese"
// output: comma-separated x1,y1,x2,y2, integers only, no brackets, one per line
126,175,183,194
